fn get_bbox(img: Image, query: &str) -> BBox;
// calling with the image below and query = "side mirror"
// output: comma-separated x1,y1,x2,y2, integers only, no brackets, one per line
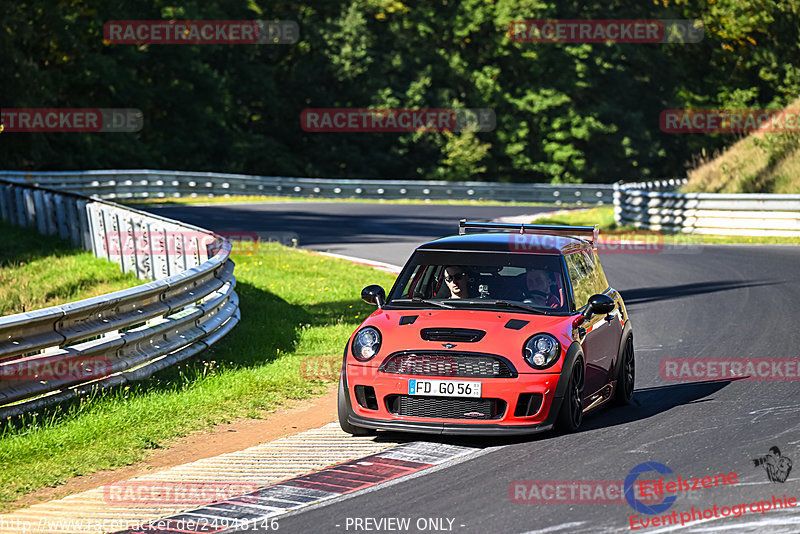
583,293,615,319
361,285,386,308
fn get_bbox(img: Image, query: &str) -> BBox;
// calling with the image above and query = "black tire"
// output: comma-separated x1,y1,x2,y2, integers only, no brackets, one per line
337,377,374,436
556,359,584,433
613,335,635,406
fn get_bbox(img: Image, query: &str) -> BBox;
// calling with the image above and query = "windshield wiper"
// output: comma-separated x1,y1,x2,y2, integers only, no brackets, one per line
390,298,455,309
453,299,551,315
492,300,553,314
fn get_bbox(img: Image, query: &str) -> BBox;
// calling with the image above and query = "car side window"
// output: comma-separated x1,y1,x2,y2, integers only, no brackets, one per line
399,264,448,299
565,249,609,309
398,264,427,298
590,250,610,295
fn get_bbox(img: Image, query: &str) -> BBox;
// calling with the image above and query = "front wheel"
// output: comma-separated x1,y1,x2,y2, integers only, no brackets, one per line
556,360,584,433
337,377,374,436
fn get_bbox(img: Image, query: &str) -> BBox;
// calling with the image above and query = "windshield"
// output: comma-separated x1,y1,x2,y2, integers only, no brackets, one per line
387,251,569,313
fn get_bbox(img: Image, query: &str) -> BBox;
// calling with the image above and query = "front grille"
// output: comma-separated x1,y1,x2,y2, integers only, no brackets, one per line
386,395,506,420
420,328,486,342
381,352,516,378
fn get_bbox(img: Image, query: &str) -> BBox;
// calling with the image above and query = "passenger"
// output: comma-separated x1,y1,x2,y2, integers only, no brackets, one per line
443,266,470,299
523,268,561,308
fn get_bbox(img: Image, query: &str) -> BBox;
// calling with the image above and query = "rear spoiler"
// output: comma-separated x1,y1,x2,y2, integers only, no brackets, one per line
458,219,599,247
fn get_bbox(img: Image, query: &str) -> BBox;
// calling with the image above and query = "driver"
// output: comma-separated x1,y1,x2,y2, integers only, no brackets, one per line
443,266,470,299
523,268,561,308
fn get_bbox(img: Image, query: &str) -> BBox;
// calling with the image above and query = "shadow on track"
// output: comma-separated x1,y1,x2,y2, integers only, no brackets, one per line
579,379,731,431
372,379,732,449
621,280,783,305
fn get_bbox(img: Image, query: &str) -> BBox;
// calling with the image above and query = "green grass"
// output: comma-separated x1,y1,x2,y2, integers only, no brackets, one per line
533,206,619,230
533,205,800,245
122,194,564,208
0,242,397,511
684,96,800,194
0,220,142,315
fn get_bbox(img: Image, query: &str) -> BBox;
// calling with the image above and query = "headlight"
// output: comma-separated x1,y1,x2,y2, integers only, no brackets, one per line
523,334,561,369
352,327,382,361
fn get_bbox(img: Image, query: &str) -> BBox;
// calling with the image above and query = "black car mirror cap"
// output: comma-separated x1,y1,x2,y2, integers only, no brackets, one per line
361,285,386,308
583,293,615,319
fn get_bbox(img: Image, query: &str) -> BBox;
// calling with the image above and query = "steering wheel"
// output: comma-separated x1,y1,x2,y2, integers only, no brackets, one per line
525,290,547,298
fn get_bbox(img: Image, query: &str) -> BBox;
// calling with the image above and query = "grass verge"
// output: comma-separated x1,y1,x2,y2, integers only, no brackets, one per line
0,220,142,315
684,96,800,194
533,206,800,245
0,242,397,511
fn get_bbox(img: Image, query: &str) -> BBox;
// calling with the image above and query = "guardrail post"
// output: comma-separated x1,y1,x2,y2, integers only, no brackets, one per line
42,192,57,236
132,217,153,280
164,225,186,276
185,231,202,268
612,182,622,226
121,211,138,274
63,197,81,246
15,188,26,226
76,199,91,250
104,208,123,268
54,194,70,240
0,184,10,221
87,203,110,259
149,224,170,280
22,189,36,227
33,189,48,235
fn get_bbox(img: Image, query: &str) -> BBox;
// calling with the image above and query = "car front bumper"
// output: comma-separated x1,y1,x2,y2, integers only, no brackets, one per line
347,412,557,436
342,365,565,436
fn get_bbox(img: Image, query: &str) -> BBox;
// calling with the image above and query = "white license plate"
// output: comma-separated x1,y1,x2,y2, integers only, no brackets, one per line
408,379,481,398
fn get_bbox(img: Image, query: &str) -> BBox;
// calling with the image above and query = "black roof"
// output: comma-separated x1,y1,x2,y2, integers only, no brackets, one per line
417,233,592,255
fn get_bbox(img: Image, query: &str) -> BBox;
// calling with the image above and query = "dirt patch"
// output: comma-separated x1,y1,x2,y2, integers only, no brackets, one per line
9,382,339,512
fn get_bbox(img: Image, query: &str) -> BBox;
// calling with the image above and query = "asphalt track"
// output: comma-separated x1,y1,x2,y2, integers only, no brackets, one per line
144,201,558,266
146,202,800,534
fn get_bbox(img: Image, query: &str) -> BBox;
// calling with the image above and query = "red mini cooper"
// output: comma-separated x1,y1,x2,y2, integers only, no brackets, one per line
338,221,634,436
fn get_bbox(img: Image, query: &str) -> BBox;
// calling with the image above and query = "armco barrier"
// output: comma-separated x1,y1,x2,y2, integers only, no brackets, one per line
614,180,800,237
0,170,615,205
0,179,239,418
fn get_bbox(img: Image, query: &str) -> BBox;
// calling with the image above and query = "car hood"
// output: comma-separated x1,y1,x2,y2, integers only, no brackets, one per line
354,308,575,368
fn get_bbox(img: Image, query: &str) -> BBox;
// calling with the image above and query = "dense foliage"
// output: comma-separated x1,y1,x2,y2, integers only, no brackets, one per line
2,0,799,183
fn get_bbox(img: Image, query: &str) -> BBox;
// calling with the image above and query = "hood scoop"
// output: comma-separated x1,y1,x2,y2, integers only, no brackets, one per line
504,319,529,330
399,315,418,325
420,328,486,343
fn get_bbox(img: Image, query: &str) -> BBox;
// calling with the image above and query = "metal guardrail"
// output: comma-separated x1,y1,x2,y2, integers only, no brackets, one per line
0,179,240,418
614,179,800,237
0,170,615,205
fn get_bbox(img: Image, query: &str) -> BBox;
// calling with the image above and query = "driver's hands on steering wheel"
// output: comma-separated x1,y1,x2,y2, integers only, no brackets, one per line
523,289,560,308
